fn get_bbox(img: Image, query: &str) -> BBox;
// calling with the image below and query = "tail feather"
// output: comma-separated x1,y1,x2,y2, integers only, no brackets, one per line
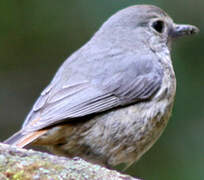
4,130,47,148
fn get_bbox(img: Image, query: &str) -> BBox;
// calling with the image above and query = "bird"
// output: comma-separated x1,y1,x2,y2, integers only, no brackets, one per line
4,5,199,168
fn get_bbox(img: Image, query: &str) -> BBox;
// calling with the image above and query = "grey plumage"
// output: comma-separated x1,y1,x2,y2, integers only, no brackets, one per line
4,5,199,168
23,49,163,132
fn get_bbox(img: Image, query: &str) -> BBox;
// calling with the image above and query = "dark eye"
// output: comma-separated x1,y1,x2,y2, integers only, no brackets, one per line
152,20,164,33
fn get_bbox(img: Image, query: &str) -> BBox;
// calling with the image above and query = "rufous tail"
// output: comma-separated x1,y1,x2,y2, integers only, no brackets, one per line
4,129,47,148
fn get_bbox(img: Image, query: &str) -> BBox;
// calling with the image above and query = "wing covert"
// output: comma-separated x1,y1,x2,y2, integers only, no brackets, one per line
22,51,163,133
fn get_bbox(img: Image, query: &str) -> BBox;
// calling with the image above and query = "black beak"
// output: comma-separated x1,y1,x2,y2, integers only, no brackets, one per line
171,24,199,38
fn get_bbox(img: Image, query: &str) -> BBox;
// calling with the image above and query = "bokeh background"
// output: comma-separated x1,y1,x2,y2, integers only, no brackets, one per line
0,0,203,179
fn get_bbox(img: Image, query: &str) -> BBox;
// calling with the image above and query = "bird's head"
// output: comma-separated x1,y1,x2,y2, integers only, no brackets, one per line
94,5,199,53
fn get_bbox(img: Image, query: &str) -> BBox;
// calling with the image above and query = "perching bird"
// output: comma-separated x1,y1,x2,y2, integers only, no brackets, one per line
4,5,199,168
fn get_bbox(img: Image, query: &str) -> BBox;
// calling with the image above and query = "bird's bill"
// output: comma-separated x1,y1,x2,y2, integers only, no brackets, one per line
171,24,199,38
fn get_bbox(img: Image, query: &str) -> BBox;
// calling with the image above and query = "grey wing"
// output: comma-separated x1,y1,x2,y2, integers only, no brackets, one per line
22,54,163,133
23,83,120,132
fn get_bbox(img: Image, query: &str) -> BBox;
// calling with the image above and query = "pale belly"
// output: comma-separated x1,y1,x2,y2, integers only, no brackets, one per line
34,95,174,167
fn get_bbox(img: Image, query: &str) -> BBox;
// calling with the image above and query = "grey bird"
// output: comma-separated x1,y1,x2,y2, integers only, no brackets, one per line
4,5,199,168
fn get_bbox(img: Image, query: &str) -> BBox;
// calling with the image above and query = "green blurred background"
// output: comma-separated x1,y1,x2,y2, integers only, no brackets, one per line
0,0,203,179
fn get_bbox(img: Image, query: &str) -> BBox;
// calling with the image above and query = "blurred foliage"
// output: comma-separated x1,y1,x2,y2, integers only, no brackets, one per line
0,0,203,179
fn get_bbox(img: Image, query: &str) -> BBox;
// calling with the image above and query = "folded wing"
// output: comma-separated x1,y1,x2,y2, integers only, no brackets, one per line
22,52,163,133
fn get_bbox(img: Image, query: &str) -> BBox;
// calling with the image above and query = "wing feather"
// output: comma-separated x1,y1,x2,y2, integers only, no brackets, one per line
22,52,163,133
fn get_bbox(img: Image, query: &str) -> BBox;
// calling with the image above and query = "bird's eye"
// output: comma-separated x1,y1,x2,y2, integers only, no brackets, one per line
152,20,164,33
